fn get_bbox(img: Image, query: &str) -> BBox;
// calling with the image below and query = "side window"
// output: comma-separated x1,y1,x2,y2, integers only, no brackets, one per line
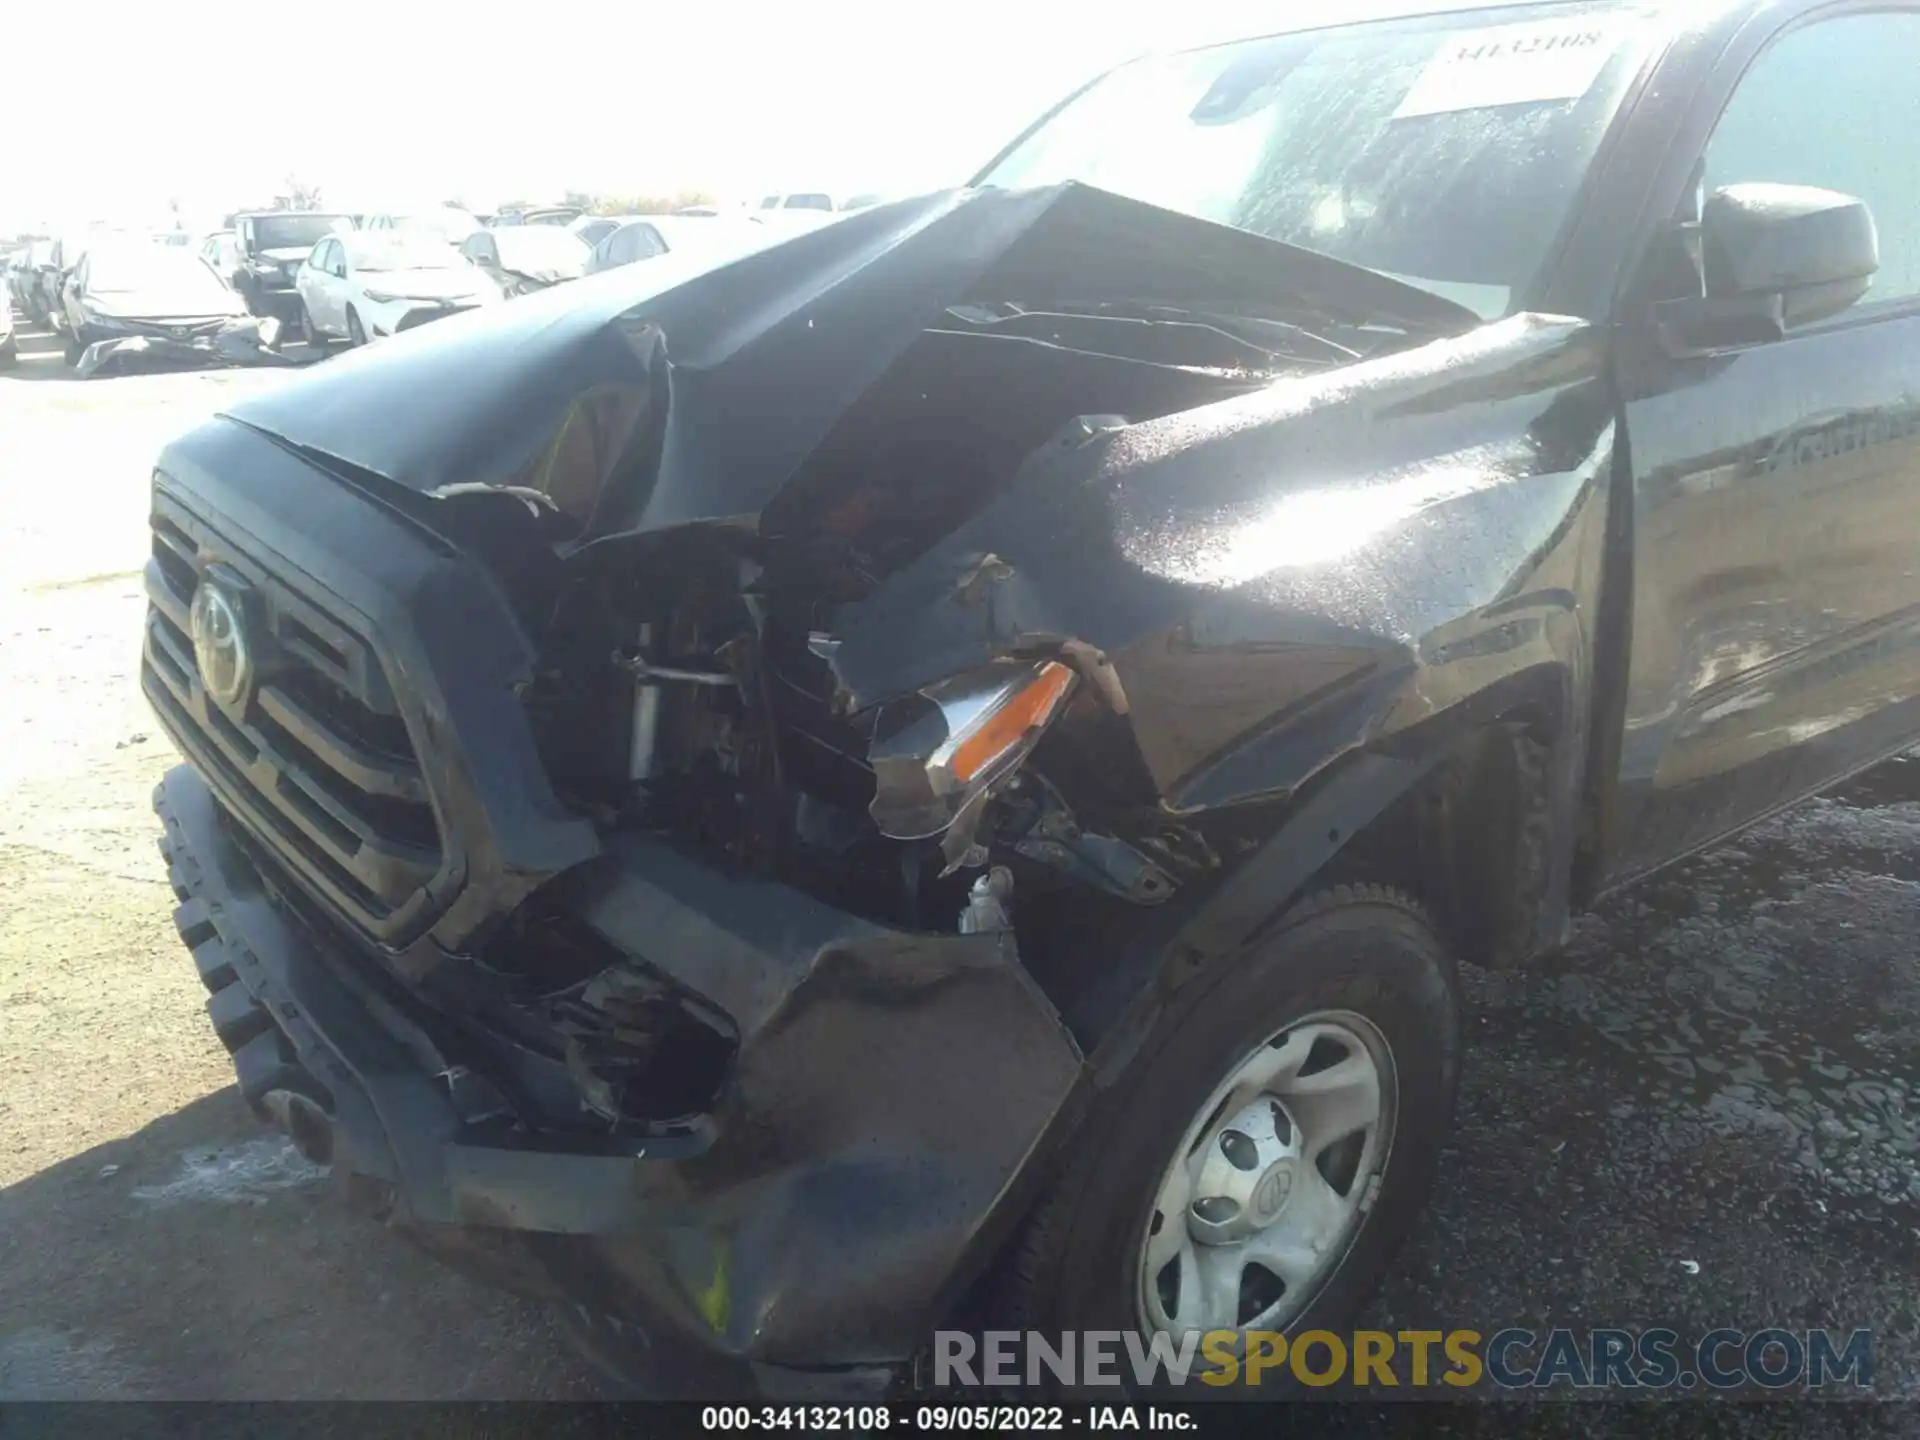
634,225,665,257
784,193,832,211
1703,11,1920,306
759,195,781,210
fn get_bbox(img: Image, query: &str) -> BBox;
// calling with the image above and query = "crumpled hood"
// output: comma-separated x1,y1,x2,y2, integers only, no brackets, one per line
218,183,1475,546
498,254,587,285
89,283,248,321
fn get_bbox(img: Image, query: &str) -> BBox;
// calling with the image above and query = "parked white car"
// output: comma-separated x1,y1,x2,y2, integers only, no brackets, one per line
750,192,887,219
754,191,841,214
456,226,591,296
294,231,500,347
60,243,249,364
363,207,483,247
200,230,241,283
583,215,786,276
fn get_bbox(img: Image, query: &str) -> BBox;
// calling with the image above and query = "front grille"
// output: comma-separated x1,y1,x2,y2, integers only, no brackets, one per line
141,494,444,936
125,317,229,341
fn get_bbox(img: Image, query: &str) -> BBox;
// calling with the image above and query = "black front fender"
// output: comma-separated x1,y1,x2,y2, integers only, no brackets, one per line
828,314,1616,818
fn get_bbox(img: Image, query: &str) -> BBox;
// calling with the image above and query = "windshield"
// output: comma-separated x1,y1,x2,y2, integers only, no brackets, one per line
346,234,469,272
87,247,230,300
979,4,1652,319
495,228,589,268
253,214,350,249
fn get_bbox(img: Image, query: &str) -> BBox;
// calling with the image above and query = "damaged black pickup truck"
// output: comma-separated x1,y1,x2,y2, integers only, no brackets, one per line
143,0,1920,1399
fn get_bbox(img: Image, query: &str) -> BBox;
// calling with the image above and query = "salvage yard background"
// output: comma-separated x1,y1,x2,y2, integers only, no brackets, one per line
5,318,1920,1401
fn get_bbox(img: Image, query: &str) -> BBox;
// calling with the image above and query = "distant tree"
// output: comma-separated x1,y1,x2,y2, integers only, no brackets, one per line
580,189,717,216
279,177,324,211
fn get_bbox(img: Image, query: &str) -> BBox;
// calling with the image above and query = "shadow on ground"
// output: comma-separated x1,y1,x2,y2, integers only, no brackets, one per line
1367,754,1920,1401
4,323,70,379
1,317,329,384
0,1087,597,1401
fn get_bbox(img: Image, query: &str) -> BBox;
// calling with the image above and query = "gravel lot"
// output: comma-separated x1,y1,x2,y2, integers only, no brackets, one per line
2,314,1917,1409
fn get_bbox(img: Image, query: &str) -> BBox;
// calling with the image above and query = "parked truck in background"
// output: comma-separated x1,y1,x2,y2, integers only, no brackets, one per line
229,211,354,323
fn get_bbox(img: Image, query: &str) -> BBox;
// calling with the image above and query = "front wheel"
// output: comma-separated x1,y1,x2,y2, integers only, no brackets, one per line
346,308,367,347
299,301,326,350
996,885,1461,1396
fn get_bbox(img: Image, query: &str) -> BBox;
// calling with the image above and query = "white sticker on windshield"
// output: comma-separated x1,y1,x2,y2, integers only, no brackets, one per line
1392,19,1622,119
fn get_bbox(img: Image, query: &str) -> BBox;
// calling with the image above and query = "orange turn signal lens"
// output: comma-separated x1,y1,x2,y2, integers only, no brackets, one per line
945,661,1077,784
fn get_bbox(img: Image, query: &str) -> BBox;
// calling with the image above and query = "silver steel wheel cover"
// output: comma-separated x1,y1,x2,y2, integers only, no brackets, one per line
1134,1009,1398,1341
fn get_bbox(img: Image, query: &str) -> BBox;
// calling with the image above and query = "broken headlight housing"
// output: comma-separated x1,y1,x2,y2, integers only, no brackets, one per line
868,659,1077,868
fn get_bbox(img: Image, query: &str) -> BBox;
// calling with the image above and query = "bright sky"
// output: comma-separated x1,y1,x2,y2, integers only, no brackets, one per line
2,2,1301,234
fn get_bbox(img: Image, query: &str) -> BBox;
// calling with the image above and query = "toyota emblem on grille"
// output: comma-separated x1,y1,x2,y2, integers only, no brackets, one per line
189,573,254,710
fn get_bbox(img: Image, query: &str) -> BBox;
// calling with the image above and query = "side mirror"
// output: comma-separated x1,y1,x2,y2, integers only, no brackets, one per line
1661,183,1879,349
1707,182,1878,325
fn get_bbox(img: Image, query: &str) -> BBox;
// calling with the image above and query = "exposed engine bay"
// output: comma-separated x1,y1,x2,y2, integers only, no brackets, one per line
424,298,1418,1131
507,297,1388,941
187,182,1502,1140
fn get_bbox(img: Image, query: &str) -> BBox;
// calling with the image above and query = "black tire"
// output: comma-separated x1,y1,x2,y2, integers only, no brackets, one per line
299,301,326,350
0,334,16,369
346,308,366,347
995,885,1461,1398
64,330,86,367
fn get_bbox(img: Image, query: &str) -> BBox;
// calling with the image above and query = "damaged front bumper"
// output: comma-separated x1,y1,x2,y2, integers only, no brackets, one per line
153,763,1084,1396
76,317,303,378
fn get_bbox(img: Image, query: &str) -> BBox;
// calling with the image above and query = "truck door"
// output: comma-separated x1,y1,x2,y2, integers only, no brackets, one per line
1606,6,1920,884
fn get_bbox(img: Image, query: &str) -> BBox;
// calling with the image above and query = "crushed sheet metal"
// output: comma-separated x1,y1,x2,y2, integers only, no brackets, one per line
75,318,308,380
214,182,1476,547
